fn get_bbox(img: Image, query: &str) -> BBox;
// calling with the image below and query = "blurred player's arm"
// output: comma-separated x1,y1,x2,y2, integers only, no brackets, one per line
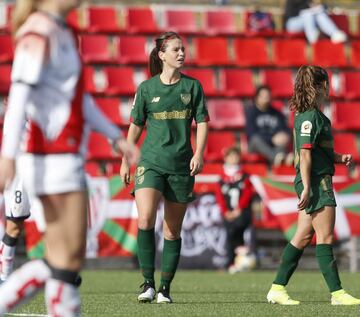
83,94,138,165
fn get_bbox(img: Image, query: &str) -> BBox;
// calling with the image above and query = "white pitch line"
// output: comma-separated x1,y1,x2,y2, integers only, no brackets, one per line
5,313,50,317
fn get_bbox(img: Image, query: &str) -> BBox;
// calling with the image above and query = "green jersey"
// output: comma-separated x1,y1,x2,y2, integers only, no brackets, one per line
294,108,335,184
131,73,209,174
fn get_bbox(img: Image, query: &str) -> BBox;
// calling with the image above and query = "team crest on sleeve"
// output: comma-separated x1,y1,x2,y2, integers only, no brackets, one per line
180,94,191,105
301,120,312,135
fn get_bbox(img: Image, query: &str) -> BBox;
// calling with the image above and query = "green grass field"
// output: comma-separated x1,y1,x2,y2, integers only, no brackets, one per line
11,270,360,317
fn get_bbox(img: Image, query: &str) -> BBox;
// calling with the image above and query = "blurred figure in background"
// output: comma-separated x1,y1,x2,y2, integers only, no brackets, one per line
247,5,275,33
246,86,293,167
217,147,256,273
284,0,347,44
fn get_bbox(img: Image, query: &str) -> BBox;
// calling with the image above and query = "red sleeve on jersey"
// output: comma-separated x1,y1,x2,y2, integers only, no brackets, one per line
238,177,253,210
301,143,313,149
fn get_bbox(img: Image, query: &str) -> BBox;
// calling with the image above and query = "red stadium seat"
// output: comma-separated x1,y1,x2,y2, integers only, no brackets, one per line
87,132,119,160
271,165,296,176
66,9,82,31
333,132,360,161
332,102,360,131
104,67,136,96
272,39,307,67
0,65,11,94
80,35,115,64
182,68,218,96
94,98,124,126
329,14,349,34
0,35,13,63
116,36,148,65
125,7,159,34
87,6,122,33
312,40,347,67
219,69,255,97
164,10,199,34
207,99,245,129
83,66,108,94
204,10,237,35
262,69,293,98
234,38,270,66
343,71,360,100
192,37,231,66
350,41,360,68
205,131,237,162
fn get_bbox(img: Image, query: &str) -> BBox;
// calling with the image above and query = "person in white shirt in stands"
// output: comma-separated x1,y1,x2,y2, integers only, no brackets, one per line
0,0,138,316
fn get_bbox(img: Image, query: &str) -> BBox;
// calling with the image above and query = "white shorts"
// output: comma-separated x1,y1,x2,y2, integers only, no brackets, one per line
4,176,31,220
17,153,87,196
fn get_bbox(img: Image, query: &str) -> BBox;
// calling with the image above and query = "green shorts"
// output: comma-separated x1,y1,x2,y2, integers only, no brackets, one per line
134,162,195,203
295,174,337,214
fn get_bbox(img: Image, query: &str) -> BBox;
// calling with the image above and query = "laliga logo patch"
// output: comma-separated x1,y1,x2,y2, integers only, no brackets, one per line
301,121,312,134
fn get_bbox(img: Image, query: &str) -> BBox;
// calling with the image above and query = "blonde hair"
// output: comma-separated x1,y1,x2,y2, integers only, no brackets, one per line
12,0,40,33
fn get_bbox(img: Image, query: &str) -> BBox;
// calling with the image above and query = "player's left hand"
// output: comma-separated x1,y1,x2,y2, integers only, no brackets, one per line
342,154,353,167
0,157,15,192
190,154,204,176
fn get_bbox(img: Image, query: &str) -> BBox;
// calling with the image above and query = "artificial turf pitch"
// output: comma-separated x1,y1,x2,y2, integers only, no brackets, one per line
12,270,360,317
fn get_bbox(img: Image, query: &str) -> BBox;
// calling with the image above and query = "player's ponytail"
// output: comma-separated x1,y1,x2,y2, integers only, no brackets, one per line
290,65,329,113
12,0,38,34
149,31,181,77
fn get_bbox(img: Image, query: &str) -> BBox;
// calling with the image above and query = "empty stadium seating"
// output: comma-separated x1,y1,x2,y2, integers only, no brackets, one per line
204,10,237,35
94,98,124,126
261,69,294,98
332,102,360,131
192,37,231,66
87,131,119,160
207,99,245,129
164,9,199,34
219,69,255,97
182,68,218,96
124,7,159,34
312,40,347,68
87,6,122,33
333,132,360,161
272,39,307,67
80,35,115,64
116,36,148,65
234,38,270,66
205,131,237,162
343,72,360,100
351,41,360,68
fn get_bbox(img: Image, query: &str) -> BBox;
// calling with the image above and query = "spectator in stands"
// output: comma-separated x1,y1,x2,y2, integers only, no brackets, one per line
284,0,347,44
217,147,256,273
120,31,209,304
0,0,138,315
247,6,275,33
246,85,293,167
267,65,360,305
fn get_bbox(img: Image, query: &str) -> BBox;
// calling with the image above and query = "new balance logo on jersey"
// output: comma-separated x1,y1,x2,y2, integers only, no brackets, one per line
151,97,160,103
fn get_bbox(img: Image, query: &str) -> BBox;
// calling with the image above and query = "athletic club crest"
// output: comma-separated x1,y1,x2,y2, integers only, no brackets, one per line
181,94,191,105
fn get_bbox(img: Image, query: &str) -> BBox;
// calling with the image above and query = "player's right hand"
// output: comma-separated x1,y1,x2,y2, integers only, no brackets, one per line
297,187,310,210
117,139,139,167
120,160,131,186
0,157,15,192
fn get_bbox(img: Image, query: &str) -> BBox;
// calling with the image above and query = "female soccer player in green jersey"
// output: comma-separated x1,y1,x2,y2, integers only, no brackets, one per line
267,65,360,305
120,31,209,303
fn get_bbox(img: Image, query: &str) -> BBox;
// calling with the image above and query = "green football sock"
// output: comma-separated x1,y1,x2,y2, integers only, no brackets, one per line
137,228,155,284
160,238,182,289
273,242,303,286
316,244,342,292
